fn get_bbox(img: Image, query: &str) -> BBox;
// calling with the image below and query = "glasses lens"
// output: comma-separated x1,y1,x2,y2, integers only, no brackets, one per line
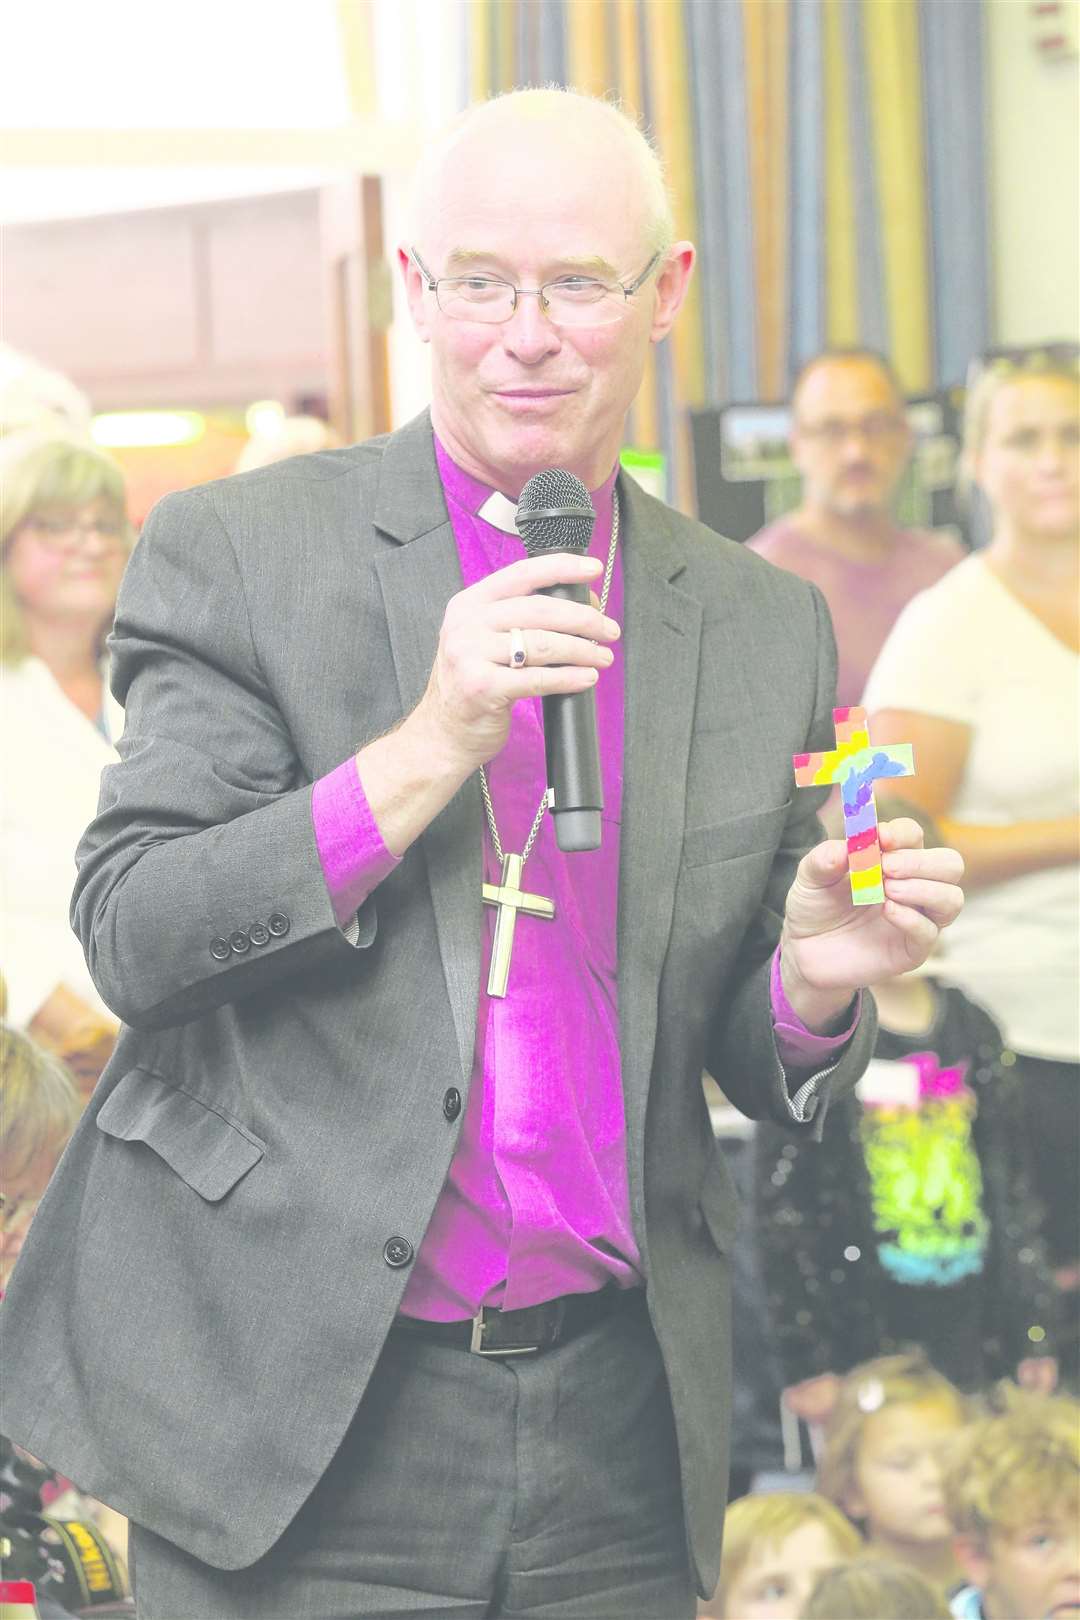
544,283,624,327
436,278,516,323
803,415,905,446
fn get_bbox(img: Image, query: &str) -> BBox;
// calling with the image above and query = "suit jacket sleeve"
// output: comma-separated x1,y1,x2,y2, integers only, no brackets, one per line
72,488,379,1032
702,584,877,1135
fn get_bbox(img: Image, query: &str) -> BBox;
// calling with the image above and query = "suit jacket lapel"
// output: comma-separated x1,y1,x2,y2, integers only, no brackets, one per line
617,473,703,1239
371,413,483,1088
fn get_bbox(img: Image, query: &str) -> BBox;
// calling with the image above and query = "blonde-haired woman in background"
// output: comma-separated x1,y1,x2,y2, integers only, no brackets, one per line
865,354,1079,1357
1,435,132,1094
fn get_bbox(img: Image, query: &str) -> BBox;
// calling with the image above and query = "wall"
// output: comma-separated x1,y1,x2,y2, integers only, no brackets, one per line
986,0,1080,345
3,191,329,411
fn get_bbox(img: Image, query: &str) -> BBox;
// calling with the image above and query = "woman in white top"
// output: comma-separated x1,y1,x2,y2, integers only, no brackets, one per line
1,436,131,1094
865,355,1079,1283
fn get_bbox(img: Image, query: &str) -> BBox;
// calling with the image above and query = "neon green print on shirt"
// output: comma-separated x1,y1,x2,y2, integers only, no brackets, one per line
859,1053,989,1287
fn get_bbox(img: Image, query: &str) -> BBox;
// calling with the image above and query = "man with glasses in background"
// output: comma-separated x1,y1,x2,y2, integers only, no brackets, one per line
748,349,965,707
0,92,964,1618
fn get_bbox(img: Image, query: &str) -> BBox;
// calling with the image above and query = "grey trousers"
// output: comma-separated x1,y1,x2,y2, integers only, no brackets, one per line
129,1289,696,1619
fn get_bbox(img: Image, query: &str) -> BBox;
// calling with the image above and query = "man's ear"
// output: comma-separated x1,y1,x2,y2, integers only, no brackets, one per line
398,244,432,344
953,1533,992,1591
648,243,695,345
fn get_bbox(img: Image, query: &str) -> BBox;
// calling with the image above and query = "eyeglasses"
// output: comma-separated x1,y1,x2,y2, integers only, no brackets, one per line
795,413,909,448
410,246,663,328
25,513,127,552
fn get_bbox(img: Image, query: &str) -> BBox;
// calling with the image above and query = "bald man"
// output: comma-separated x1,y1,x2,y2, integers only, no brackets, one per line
748,350,965,705
0,95,964,1619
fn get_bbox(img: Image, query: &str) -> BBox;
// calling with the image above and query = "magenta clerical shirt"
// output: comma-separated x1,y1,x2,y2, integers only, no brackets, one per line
310,439,853,1320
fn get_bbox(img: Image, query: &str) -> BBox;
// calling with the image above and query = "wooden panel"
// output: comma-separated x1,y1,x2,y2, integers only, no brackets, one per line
320,175,392,443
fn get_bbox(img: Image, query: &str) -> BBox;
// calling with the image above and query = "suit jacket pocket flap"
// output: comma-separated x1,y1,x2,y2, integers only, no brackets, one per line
96,1070,265,1202
682,800,791,868
698,1146,741,1253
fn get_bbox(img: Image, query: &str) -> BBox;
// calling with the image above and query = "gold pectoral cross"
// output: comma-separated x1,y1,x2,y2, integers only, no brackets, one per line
481,852,556,998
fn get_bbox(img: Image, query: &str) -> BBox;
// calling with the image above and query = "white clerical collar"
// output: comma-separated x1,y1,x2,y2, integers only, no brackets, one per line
476,489,521,536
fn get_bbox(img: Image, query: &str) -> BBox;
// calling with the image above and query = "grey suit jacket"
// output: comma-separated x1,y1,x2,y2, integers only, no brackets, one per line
0,411,874,1594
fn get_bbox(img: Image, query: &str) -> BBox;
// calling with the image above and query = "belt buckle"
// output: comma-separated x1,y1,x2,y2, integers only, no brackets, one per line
469,1301,564,1357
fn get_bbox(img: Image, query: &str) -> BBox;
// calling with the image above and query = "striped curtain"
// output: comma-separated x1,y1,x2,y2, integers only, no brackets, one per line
459,0,992,500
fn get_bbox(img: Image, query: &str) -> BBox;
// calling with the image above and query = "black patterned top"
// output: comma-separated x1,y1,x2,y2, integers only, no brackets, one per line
754,982,1058,1391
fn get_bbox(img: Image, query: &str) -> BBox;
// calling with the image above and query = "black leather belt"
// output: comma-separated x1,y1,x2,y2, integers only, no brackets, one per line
393,1285,632,1357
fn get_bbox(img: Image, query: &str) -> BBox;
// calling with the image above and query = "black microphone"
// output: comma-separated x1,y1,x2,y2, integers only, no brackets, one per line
516,468,604,852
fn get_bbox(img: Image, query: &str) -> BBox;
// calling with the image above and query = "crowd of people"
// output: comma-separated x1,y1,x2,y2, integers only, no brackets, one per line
0,87,1077,1620
703,1368,1078,1620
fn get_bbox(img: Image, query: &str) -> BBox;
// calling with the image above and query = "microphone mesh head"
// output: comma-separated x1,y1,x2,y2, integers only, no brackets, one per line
516,468,595,555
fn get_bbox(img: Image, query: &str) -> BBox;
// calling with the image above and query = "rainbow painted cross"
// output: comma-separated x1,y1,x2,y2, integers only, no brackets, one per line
793,706,915,906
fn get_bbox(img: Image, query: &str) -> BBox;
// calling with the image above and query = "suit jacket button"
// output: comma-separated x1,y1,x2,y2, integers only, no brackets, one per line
267,912,290,937
210,937,231,961
248,922,270,947
383,1237,413,1269
229,929,251,954
442,1087,462,1121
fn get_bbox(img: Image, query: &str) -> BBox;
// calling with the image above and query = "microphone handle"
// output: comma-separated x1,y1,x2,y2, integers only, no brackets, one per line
540,579,603,852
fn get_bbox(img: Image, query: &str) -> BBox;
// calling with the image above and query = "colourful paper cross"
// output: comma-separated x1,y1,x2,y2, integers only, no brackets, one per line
793,706,915,906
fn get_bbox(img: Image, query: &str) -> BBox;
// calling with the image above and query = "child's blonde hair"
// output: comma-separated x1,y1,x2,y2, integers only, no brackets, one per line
716,1492,861,1615
817,1352,967,1509
802,1555,951,1619
941,1385,1080,1546
0,1023,83,1175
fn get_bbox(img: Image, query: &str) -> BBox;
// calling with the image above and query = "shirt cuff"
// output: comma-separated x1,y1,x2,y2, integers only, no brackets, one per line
311,757,402,931
770,945,860,1122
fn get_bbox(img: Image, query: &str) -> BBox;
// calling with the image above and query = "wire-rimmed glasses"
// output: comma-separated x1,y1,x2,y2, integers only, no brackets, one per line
410,246,662,328
795,412,910,449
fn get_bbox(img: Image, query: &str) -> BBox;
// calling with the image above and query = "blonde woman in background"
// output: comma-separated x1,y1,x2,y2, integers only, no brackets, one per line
1,436,132,1094
865,356,1080,1326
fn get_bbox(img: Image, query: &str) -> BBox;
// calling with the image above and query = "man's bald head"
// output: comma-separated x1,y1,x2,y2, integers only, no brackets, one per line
409,88,674,257
791,349,904,417
398,86,694,497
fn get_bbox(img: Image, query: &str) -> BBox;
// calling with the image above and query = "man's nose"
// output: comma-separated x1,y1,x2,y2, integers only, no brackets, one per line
501,292,562,362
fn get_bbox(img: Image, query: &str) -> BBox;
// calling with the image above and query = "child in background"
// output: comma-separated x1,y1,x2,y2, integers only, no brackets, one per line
755,803,1057,1421
801,1556,952,1619
1,1020,132,1613
943,1387,1079,1620
0,1021,82,1292
699,1492,861,1620
817,1353,967,1598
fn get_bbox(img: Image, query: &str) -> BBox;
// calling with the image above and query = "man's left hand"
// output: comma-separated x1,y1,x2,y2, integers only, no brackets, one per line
780,818,964,1032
